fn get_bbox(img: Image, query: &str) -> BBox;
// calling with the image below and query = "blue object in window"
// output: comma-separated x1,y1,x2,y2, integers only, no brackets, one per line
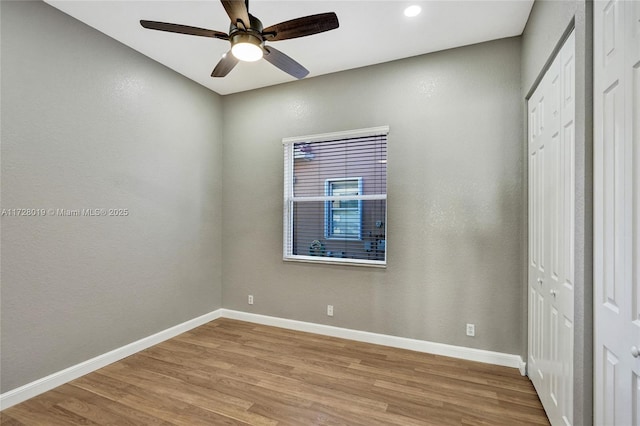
324,178,362,240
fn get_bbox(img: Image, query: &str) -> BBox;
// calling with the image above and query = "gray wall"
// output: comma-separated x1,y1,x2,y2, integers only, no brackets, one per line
521,0,578,93
0,1,224,392
521,1,593,424
222,37,524,355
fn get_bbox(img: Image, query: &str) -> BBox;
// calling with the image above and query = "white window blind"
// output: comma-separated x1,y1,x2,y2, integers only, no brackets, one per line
283,126,388,266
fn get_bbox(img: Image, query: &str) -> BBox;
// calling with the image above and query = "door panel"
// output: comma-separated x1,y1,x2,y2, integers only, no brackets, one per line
528,30,575,426
561,316,573,426
594,0,640,424
549,306,560,409
602,347,619,425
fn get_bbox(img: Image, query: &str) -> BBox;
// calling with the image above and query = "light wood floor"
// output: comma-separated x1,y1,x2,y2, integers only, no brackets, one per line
1,318,549,425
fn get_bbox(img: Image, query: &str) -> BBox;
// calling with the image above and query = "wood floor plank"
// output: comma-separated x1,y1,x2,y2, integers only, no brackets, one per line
98,364,275,425
1,318,550,425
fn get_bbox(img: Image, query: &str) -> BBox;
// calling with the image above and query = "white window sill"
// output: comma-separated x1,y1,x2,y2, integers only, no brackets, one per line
283,255,386,268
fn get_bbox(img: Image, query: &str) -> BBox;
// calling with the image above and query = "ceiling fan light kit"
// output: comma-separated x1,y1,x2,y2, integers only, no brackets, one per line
230,34,263,62
140,0,339,79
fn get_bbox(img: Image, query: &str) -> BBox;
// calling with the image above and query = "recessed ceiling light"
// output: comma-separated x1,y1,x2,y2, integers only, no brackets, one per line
404,5,422,17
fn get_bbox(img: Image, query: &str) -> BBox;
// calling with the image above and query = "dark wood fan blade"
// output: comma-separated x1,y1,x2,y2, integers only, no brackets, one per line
263,46,309,79
220,0,251,29
262,12,339,41
211,52,239,77
140,20,229,40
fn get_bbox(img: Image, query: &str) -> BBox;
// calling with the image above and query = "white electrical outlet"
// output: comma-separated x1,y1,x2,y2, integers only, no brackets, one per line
327,305,334,316
466,323,475,337
248,295,254,305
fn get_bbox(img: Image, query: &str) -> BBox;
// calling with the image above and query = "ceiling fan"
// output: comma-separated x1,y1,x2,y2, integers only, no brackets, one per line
140,0,339,79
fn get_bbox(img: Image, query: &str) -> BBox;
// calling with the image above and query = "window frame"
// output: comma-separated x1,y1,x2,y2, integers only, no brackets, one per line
282,126,388,268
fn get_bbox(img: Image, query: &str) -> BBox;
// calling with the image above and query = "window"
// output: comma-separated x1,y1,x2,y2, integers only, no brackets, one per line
283,126,388,266
325,178,363,240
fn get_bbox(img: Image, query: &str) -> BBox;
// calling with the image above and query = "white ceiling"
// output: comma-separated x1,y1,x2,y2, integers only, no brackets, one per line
45,0,534,95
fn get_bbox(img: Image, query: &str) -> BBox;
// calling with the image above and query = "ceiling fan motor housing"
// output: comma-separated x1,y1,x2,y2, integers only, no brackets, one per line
229,14,264,45
230,32,262,49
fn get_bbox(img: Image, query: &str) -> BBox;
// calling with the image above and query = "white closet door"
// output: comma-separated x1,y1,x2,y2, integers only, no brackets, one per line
528,30,575,426
594,1,640,424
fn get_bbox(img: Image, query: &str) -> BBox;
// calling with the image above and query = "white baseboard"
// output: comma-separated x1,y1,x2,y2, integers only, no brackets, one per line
1,308,527,410
519,360,527,376
221,309,526,373
0,309,223,410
